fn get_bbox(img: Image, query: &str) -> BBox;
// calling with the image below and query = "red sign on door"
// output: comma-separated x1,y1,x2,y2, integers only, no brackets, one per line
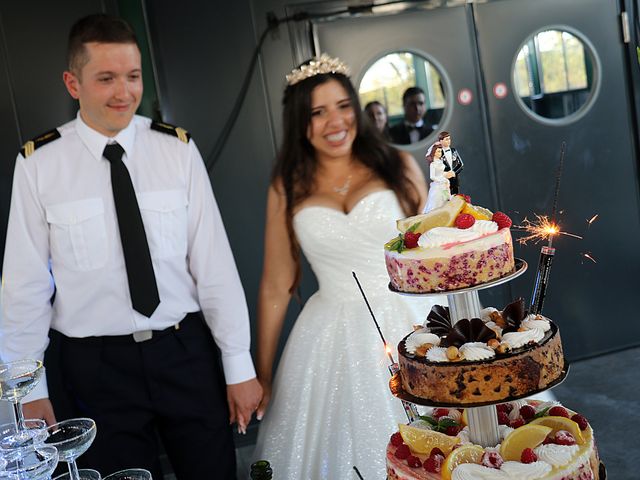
457,88,473,105
493,82,508,99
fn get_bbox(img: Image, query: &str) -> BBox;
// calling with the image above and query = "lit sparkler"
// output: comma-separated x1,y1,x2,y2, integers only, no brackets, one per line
352,271,418,422
514,214,582,246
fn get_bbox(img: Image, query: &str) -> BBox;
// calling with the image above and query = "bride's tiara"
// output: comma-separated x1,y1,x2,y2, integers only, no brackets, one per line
286,53,350,86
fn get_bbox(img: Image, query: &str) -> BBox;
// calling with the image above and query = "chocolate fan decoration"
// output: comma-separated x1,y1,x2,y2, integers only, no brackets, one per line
442,318,497,347
425,305,452,336
501,297,528,334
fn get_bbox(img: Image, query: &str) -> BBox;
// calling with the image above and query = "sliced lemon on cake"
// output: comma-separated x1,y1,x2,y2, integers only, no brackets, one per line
441,444,484,480
398,424,459,455
528,416,585,445
396,196,465,234
461,202,492,220
499,424,553,461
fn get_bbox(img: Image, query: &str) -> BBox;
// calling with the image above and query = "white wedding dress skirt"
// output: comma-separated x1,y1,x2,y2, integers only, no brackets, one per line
253,190,446,479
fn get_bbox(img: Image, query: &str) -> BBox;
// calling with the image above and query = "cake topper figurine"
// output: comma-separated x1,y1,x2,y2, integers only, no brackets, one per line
423,141,453,213
285,53,350,85
352,271,419,422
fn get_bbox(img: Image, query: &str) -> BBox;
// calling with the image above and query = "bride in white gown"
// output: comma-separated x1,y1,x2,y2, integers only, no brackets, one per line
253,56,446,479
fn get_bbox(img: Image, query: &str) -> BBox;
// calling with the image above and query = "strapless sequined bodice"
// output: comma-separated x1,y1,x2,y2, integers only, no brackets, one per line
293,190,402,300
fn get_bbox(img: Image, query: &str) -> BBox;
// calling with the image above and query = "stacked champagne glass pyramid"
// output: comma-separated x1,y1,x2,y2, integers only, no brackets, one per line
0,359,151,480
383,196,604,480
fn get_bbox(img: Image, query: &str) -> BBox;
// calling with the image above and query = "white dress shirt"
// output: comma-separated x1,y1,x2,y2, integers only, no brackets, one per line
1,113,256,401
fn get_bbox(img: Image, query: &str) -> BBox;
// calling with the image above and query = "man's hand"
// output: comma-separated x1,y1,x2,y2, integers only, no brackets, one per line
255,378,272,423
22,398,57,426
227,378,263,434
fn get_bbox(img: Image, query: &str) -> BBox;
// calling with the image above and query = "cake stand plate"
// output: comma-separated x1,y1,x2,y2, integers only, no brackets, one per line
389,361,570,408
388,258,527,297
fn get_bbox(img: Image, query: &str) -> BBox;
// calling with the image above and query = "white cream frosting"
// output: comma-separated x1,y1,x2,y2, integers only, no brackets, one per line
405,332,441,354
499,461,552,478
426,346,449,362
459,342,496,361
452,463,510,480
500,328,544,349
418,220,498,248
533,444,579,467
498,425,514,441
441,409,462,423
507,400,528,421
480,307,498,322
521,314,551,332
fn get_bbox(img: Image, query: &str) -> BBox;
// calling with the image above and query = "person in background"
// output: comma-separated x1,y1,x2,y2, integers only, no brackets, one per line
252,54,446,479
439,130,463,194
0,14,261,479
389,86,433,144
364,100,391,141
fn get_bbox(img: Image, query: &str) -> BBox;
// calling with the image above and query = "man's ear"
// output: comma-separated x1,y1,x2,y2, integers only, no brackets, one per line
63,71,80,99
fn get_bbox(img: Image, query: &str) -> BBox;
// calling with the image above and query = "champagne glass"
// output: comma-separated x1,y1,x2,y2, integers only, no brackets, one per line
102,469,151,480
44,419,96,480
0,360,44,431
0,444,58,479
0,419,47,452
52,469,101,480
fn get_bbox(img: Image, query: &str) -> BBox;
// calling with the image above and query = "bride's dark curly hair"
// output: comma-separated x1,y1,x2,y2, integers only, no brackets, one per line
273,70,420,293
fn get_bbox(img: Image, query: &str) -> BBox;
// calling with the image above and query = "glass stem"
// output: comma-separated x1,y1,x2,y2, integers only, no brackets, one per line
12,401,25,431
68,459,81,480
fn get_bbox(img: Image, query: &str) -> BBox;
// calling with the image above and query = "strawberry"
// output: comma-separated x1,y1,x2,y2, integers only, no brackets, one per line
404,231,421,249
432,408,449,419
571,414,589,431
390,432,404,447
456,194,471,203
509,417,526,429
394,444,411,459
553,430,576,446
548,406,570,418
423,454,444,473
497,411,510,425
455,213,475,229
407,455,422,468
521,448,538,464
519,405,536,420
492,211,512,229
482,451,504,469
445,426,461,436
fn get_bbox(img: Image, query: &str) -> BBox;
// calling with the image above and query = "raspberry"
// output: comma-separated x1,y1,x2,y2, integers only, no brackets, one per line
509,417,525,429
496,403,513,414
403,231,421,249
520,405,536,420
553,430,576,446
571,414,589,431
455,213,475,229
445,426,461,436
407,455,422,468
432,408,449,419
497,411,510,425
492,211,512,229
430,447,445,458
542,435,554,445
423,454,444,473
394,444,411,459
521,448,538,464
390,432,404,447
482,451,504,469
549,406,570,418
456,194,471,203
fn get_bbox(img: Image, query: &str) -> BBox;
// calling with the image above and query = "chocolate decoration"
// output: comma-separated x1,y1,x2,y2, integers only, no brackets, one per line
442,318,497,347
426,305,452,336
501,297,528,334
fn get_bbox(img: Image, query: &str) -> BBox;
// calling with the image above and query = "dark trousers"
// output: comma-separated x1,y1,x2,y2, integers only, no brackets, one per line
49,312,236,479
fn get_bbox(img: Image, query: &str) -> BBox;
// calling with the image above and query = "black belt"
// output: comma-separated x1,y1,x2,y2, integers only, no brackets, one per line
59,311,202,345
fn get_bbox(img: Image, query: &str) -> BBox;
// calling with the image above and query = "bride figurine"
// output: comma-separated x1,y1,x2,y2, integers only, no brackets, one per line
423,142,455,213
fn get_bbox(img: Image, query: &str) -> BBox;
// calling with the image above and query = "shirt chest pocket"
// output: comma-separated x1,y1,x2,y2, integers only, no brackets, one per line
46,198,108,272
137,190,188,259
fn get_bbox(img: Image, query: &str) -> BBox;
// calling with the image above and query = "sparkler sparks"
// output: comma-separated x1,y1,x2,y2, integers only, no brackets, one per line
514,214,582,245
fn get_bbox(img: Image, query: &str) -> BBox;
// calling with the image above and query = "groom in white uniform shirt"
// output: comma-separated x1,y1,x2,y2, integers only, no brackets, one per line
0,14,261,479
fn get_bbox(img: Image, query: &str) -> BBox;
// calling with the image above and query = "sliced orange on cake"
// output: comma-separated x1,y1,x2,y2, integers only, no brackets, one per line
396,196,465,234
441,444,484,480
461,202,492,220
528,416,585,445
398,424,459,455
499,424,553,461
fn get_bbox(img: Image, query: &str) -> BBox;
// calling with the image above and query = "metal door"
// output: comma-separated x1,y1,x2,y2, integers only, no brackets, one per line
474,0,640,357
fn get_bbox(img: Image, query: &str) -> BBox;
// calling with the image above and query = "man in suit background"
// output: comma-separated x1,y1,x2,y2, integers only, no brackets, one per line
389,87,433,144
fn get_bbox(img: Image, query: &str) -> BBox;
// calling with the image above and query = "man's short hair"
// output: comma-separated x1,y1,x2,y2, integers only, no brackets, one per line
438,131,451,141
402,86,425,104
67,14,138,74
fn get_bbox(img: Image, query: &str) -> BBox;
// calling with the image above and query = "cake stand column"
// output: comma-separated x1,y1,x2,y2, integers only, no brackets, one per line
447,290,501,447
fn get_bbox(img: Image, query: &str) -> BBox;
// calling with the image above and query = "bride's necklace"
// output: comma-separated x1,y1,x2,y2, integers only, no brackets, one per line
332,174,352,196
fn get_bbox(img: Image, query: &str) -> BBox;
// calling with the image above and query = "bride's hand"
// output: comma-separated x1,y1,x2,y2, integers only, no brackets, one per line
256,378,272,421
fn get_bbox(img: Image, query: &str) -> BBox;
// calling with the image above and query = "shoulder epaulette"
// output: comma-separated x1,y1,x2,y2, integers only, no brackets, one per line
150,120,191,143
20,128,61,158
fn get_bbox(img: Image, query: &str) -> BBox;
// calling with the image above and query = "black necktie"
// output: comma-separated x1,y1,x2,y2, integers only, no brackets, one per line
103,143,160,317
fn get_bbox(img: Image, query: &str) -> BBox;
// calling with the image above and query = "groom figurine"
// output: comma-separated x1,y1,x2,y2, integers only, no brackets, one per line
439,131,463,194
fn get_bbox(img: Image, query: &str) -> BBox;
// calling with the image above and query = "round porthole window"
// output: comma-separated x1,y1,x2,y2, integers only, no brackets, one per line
513,28,598,122
358,51,447,146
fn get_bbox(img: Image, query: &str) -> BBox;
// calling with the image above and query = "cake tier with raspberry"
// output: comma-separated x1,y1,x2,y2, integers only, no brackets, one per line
384,196,515,293
386,401,602,480
397,301,566,405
